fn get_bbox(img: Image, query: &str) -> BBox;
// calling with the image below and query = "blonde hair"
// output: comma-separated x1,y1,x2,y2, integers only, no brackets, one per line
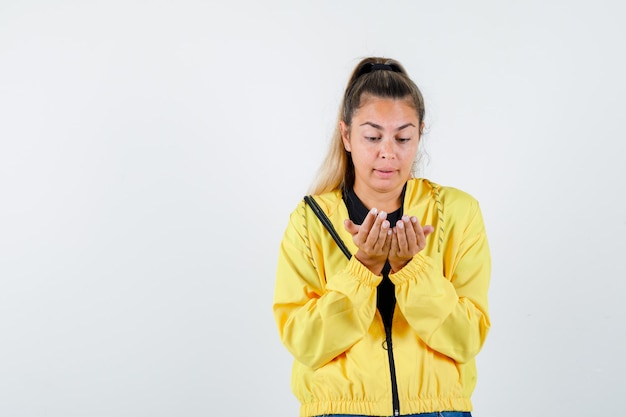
309,57,425,195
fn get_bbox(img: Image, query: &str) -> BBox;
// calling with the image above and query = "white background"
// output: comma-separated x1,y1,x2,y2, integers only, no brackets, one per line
1,1,625,416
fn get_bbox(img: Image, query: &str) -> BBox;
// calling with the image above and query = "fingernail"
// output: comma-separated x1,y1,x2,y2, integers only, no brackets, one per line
378,211,386,219
402,215,409,222
371,208,378,215
411,216,418,223
397,221,404,229
382,220,389,229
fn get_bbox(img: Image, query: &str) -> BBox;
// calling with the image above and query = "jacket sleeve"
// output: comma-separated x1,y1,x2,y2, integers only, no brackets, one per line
390,198,491,364
273,202,382,370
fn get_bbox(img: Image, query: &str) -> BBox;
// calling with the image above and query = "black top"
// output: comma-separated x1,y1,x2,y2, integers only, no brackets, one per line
342,186,406,329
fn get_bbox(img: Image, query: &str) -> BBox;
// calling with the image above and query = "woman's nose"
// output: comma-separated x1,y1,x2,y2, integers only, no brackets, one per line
380,139,394,159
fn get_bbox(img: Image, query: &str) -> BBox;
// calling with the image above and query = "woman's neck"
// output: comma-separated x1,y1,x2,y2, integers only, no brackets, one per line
352,185,404,213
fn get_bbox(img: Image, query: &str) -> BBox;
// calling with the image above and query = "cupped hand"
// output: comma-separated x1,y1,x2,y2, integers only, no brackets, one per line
388,215,434,273
343,208,391,275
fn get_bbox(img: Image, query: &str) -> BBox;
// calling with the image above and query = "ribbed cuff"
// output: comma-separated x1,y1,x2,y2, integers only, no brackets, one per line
388,253,429,285
347,256,384,287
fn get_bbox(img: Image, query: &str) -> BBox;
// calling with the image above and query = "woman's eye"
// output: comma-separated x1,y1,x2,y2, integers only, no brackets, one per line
397,137,411,143
365,136,381,142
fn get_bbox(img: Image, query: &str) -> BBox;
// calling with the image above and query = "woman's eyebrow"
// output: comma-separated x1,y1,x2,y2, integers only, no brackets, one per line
359,122,416,131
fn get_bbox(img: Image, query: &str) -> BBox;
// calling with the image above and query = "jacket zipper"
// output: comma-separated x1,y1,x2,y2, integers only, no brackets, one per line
384,322,400,416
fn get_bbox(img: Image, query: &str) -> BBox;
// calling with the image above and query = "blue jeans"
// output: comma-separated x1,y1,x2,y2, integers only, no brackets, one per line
318,413,471,417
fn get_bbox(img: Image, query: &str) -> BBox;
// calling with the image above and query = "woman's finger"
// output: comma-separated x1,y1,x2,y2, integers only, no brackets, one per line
395,219,408,254
343,219,360,236
374,219,391,251
405,216,423,251
365,210,387,248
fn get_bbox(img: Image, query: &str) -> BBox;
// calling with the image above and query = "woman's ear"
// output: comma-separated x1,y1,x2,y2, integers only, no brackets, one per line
340,121,351,152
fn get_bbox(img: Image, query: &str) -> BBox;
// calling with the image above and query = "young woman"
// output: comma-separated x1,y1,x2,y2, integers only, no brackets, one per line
273,57,491,417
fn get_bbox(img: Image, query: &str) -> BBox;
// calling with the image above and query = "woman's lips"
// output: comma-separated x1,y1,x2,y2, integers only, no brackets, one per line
374,168,396,178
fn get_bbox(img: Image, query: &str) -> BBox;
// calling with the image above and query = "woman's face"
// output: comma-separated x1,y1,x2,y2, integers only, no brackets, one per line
341,95,422,201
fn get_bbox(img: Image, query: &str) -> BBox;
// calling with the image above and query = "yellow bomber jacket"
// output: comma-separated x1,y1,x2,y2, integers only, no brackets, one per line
273,179,491,417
